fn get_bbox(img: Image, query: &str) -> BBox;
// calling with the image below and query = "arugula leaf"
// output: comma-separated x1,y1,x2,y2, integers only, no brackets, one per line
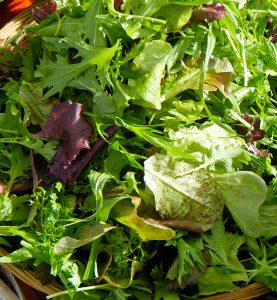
198,267,245,295
203,219,246,274
35,39,120,97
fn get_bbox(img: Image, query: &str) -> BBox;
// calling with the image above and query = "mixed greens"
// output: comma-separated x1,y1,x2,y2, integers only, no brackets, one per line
0,0,277,299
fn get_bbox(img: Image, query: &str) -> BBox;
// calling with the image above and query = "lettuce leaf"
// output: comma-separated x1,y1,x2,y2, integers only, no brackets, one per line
144,154,224,230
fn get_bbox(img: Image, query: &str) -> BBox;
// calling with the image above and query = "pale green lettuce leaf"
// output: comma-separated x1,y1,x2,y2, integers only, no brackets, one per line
212,172,267,238
127,40,172,109
144,154,224,230
168,123,250,172
17,82,57,127
0,194,30,221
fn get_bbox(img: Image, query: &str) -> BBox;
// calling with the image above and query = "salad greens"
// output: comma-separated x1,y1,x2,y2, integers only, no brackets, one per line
0,0,276,299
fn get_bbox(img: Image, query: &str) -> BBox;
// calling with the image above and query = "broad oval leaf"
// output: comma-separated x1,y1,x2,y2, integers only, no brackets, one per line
212,171,267,238
144,154,224,230
111,196,175,240
54,223,114,255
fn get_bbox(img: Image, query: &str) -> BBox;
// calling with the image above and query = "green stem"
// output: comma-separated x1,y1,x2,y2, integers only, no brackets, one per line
83,238,101,280
46,284,111,299
0,129,18,135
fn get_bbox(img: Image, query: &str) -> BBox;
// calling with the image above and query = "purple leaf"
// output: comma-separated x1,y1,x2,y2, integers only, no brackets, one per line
34,101,92,181
192,3,226,22
248,145,269,157
54,124,120,185
249,129,266,142
239,114,266,142
31,0,57,24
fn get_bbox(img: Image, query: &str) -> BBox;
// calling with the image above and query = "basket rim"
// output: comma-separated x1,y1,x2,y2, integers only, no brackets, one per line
0,247,64,295
0,0,45,48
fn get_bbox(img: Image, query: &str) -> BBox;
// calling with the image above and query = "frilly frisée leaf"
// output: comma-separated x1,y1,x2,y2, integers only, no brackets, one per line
144,154,224,230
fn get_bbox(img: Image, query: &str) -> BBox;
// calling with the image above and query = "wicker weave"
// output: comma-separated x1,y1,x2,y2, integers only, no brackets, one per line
0,3,272,300
0,1,44,48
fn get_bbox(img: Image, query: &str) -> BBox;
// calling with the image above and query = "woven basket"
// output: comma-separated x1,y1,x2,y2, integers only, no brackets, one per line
0,3,272,300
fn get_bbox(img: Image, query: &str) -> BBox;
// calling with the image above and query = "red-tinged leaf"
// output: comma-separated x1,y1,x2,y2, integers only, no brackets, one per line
248,145,269,157
250,129,266,142
50,124,120,185
31,0,57,24
34,101,92,180
192,3,226,22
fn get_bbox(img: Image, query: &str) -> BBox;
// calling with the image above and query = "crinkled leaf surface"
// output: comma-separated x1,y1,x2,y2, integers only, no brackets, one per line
163,56,233,100
212,172,267,238
144,154,224,229
0,194,30,221
127,40,172,109
17,82,57,127
168,123,250,172
34,101,92,181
